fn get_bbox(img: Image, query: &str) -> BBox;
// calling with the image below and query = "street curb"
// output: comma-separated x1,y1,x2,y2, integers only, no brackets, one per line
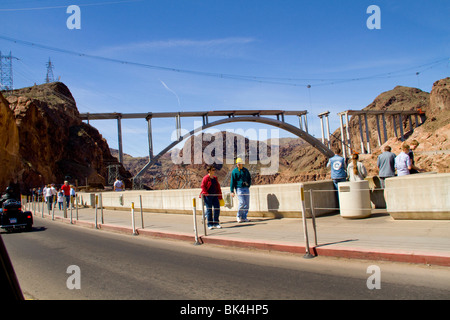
35,213,450,267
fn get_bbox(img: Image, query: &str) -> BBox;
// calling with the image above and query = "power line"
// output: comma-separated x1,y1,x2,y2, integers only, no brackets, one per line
0,34,448,88
0,0,142,12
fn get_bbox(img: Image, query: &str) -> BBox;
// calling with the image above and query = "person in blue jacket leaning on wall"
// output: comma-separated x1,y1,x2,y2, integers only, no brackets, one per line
230,158,252,223
327,151,347,190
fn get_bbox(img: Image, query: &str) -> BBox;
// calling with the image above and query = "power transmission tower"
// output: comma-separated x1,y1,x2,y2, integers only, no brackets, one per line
45,58,55,83
0,51,18,91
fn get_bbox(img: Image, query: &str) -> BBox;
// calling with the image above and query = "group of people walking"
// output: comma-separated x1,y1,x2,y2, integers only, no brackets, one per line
200,157,251,230
328,139,422,190
32,181,77,212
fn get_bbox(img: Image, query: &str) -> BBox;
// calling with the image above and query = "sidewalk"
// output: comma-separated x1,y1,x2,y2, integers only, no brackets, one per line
30,205,450,267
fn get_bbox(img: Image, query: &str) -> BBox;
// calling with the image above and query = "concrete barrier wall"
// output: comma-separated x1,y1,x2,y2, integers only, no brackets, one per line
81,173,450,220
385,172,450,220
84,180,339,218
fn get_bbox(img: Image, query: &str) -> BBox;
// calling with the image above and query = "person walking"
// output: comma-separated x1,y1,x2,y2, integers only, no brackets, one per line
230,158,252,223
377,145,396,188
45,184,57,212
57,189,64,210
395,144,412,176
61,180,71,208
327,151,347,190
201,166,222,229
114,178,125,191
347,153,367,181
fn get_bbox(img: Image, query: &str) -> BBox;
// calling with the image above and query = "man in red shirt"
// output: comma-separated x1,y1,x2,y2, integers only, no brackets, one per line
61,181,71,208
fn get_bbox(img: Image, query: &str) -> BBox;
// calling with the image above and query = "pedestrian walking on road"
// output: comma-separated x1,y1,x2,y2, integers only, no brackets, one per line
61,180,71,208
230,158,252,223
201,166,223,229
377,145,396,188
45,184,57,212
57,190,64,210
114,178,125,191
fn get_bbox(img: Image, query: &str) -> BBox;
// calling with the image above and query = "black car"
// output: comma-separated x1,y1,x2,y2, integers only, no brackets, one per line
0,199,33,232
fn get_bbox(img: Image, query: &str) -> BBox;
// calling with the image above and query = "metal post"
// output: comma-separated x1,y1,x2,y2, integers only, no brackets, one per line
192,198,201,245
51,196,55,220
95,194,98,229
63,196,67,218
308,190,318,246
201,194,207,236
131,202,137,235
76,194,79,220
70,195,73,224
100,193,104,224
139,195,144,229
300,186,314,259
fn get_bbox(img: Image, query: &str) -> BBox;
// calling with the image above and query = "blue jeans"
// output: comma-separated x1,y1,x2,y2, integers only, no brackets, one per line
236,187,250,220
204,196,220,227
333,178,347,190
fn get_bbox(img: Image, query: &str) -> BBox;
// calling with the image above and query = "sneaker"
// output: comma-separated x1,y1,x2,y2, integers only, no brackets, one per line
237,218,242,223
215,224,222,229
243,218,250,222
208,225,214,230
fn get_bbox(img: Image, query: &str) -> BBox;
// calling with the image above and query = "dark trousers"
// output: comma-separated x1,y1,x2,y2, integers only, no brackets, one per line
204,196,220,226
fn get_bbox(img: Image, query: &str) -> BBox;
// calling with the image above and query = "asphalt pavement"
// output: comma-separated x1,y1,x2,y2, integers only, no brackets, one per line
27,203,450,267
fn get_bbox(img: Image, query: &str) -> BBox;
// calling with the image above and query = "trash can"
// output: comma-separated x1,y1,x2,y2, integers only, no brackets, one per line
338,180,371,218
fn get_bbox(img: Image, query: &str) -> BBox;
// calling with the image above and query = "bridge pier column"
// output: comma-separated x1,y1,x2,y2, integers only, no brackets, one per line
117,115,123,164
146,114,154,161
318,111,331,148
364,113,371,153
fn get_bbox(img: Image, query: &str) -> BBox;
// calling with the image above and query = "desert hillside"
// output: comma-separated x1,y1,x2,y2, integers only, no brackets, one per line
0,82,131,193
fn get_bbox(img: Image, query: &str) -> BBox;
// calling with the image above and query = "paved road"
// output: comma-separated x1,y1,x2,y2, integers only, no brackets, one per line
2,216,450,302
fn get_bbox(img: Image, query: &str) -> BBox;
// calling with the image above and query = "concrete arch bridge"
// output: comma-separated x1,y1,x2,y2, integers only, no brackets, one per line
79,110,334,185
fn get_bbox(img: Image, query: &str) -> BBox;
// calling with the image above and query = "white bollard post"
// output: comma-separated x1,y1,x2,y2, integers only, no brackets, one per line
192,198,201,245
131,202,137,235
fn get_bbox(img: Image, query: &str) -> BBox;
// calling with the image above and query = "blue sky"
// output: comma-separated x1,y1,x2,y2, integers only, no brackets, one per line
0,0,449,157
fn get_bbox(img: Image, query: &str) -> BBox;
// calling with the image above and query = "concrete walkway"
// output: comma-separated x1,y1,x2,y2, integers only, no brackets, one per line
30,205,450,267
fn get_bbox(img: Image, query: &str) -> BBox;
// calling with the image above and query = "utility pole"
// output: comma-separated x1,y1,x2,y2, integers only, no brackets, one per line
0,51,19,91
45,58,55,83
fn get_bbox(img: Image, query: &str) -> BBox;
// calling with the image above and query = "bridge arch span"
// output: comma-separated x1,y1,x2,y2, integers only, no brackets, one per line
134,116,334,179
